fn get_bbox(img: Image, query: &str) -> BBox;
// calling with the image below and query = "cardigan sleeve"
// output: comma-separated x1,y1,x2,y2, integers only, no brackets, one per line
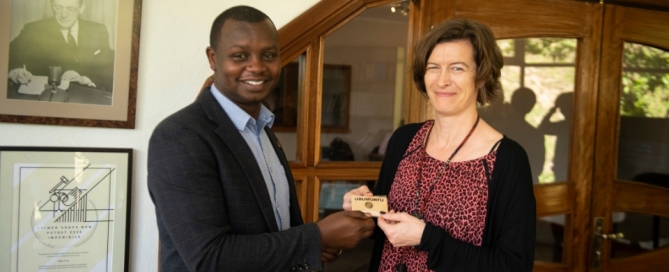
416,138,536,271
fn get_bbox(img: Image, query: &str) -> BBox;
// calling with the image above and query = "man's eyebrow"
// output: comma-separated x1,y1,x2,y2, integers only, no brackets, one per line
264,45,279,51
227,44,279,50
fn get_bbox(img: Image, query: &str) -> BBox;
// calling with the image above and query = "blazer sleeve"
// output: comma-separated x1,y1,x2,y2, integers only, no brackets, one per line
416,139,536,271
148,116,322,271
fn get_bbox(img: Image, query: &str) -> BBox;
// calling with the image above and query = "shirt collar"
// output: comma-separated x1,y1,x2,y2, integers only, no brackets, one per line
70,20,79,35
59,20,79,43
209,84,275,132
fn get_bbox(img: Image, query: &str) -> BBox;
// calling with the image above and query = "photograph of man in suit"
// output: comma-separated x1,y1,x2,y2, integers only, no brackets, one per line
148,5,375,271
8,0,114,93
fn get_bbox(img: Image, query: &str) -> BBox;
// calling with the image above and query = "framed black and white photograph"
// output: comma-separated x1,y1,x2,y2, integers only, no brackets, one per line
0,0,142,128
0,147,132,272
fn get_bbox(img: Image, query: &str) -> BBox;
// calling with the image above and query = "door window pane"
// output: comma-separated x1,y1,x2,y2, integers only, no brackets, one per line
319,179,376,272
616,43,669,181
320,1,409,162
267,54,305,162
536,215,566,263
611,212,669,258
482,38,576,184
614,42,669,259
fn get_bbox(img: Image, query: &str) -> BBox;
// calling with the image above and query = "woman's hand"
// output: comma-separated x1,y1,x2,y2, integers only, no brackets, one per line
377,210,426,247
321,246,341,263
342,185,373,211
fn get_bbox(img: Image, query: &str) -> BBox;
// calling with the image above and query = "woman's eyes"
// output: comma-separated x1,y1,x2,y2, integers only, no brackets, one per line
426,66,465,71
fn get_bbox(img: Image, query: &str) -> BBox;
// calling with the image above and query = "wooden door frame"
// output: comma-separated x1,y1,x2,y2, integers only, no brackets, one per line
278,0,603,270
277,1,669,272
593,4,669,271
278,0,418,222
416,1,603,271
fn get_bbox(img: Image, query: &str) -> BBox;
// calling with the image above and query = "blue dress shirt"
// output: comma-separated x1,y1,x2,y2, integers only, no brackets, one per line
210,86,291,230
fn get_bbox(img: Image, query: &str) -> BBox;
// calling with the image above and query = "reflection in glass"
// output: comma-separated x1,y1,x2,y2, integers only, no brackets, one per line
617,43,669,182
321,65,352,132
611,212,669,258
320,1,409,162
535,215,566,263
319,180,375,271
268,54,305,161
483,38,576,184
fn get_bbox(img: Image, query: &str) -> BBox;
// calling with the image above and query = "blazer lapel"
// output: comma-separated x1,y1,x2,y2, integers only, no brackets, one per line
198,89,279,232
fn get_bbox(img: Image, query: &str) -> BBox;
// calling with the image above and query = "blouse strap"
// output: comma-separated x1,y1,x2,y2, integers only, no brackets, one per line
488,138,503,155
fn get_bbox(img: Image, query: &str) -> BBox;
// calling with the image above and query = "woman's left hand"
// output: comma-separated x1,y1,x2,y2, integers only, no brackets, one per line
377,210,426,247
321,246,341,263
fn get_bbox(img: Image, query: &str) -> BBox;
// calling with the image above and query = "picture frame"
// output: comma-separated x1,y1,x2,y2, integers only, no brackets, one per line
0,147,133,272
268,62,351,133
0,0,142,128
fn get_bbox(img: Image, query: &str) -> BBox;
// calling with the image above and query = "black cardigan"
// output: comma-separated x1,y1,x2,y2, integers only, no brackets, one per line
369,122,536,272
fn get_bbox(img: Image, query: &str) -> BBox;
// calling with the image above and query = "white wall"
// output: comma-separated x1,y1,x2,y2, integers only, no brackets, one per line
0,0,319,271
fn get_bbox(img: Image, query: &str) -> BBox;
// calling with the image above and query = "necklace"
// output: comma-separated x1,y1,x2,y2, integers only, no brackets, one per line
411,115,480,220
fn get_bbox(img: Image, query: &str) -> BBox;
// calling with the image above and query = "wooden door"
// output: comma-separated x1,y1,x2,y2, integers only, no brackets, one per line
591,5,669,271
277,0,669,271
417,0,603,271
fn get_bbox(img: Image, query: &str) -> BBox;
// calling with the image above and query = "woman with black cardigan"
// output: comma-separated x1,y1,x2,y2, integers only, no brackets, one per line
343,18,536,272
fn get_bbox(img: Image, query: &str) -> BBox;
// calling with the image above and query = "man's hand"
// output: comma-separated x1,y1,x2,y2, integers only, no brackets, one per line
62,70,96,87
8,68,32,85
316,211,375,249
343,185,373,211
377,210,426,247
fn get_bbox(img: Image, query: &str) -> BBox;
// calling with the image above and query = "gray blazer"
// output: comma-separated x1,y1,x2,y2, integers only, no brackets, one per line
148,89,321,271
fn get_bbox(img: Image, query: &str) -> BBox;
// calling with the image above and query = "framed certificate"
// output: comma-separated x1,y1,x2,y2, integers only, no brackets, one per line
0,147,132,272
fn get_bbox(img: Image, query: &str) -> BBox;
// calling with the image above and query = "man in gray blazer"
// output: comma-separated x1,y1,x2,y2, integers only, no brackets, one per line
148,6,375,271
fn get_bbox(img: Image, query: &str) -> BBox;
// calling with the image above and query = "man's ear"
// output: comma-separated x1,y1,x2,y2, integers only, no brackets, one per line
78,4,86,14
206,47,217,71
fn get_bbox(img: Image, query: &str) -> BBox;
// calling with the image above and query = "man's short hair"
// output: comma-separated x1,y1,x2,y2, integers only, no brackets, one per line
51,0,84,5
209,6,276,49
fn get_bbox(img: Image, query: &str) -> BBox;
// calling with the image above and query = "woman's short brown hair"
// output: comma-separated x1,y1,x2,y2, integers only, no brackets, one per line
412,19,503,106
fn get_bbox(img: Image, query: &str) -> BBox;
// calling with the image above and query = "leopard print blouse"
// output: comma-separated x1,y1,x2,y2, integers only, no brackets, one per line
378,121,496,272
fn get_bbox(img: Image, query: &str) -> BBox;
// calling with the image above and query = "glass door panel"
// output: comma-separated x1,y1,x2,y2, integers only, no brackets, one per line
611,212,669,258
482,38,577,264
536,214,566,263
612,42,669,259
268,53,306,162
594,5,669,271
318,179,376,272
320,1,409,162
485,38,576,185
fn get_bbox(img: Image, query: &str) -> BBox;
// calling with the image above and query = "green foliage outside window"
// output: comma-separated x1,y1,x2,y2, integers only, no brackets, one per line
621,43,669,118
524,38,576,63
